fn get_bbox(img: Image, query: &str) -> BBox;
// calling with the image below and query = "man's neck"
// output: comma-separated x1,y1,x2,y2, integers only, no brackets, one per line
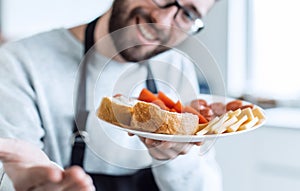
69,8,125,62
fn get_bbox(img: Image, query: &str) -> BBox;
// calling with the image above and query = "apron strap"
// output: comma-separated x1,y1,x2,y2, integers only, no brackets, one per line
70,16,100,167
145,60,158,93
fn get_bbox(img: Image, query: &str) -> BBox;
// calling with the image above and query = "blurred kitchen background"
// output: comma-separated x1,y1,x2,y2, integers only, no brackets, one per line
0,0,299,190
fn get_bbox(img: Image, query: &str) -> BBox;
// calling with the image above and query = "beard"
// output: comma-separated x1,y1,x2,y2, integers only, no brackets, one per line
109,0,171,62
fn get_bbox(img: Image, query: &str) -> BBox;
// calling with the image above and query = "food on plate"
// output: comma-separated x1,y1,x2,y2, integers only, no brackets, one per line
196,107,265,135
97,96,133,127
182,106,208,124
138,89,208,124
157,91,176,108
226,100,243,111
97,88,266,136
130,101,199,135
173,100,183,113
209,102,226,116
97,94,199,135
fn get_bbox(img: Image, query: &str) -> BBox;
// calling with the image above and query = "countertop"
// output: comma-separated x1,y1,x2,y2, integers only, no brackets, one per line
264,107,300,129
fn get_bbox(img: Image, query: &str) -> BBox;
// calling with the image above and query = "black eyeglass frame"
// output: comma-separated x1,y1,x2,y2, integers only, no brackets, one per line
152,0,205,35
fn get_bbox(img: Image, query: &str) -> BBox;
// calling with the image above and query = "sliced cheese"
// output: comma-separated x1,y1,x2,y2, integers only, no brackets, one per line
252,107,266,120
196,116,220,135
196,106,264,135
228,109,241,118
227,115,248,132
214,116,238,134
208,113,229,134
239,107,254,121
238,117,259,130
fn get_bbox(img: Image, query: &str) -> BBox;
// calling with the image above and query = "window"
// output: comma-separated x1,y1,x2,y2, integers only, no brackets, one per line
228,0,300,105
250,0,300,100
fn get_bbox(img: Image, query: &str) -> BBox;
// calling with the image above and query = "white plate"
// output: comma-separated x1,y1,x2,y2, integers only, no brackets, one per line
99,94,266,142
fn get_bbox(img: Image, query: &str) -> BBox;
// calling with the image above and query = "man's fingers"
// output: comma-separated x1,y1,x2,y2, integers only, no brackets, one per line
12,166,95,191
169,142,193,155
142,139,194,160
13,166,62,191
60,166,95,190
64,174,95,191
144,138,161,147
128,133,135,136
139,137,201,160
145,139,192,153
193,142,203,146
150,147,180,160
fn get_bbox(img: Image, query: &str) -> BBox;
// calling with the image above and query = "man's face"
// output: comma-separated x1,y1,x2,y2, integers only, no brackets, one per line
109,0,215,62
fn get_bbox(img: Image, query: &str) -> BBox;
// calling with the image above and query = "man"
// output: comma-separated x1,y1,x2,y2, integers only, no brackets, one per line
0,0,222,190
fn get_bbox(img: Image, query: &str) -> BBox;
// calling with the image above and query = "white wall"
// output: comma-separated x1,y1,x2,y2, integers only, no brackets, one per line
1,0,113,40
197,0,228,91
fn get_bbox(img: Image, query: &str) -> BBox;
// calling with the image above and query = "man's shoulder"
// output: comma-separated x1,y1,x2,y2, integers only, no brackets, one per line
20,28,69,45
1,28,81,57
1,29,67,48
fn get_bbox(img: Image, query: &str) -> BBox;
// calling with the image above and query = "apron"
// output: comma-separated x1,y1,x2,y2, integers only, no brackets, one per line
70,17,159,191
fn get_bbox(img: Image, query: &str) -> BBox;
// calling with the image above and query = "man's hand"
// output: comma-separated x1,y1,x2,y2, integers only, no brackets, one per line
141,138,202,160
129,133,201,160
0,138,95,191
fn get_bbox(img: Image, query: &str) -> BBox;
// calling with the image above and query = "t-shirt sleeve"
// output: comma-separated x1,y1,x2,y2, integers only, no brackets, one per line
0,44,45,148
0,167,14,191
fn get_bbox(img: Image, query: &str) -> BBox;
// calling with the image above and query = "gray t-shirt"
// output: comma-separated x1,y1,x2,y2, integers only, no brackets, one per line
0,28,222,191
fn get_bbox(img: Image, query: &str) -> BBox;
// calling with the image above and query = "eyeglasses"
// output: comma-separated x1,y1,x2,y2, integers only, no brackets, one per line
152,0,204,35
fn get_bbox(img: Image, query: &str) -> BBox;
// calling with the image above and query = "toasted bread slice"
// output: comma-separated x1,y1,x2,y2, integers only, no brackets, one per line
131,101,199,135
97,97,133,127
